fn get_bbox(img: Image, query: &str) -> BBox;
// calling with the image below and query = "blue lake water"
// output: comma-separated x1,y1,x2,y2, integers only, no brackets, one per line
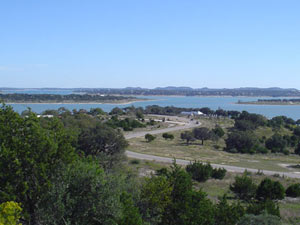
7,95,300,120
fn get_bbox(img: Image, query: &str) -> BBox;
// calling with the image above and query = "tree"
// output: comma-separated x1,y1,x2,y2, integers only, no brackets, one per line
285,183,300,198
180,131,194,145
145,133,156,142
295,142,300,155
256,178,285,201
230,174,257,201
110,107,124,115
193,127,212,145
140,176,172,225
265,134,287,153
225,131,258,154
214,195,245,225
0,104,76,224
119,192,143,225
212,125,225,138
89,107,106,116
162,133,174,140
78,124,128,168
37,159,124,225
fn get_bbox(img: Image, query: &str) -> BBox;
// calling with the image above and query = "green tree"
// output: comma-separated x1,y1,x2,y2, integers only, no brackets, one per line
214,195,245,225
119,192,143,225
0,104,76,224
265,134,287,153
256,178,285,201
286,183,300,197
225,131,258,154
295,142,300,155
230,174,257,201
212,125,225,138
193,127,212,145
37,158,124,225
78,124,128,168
180,131,194,145
140,176,172,225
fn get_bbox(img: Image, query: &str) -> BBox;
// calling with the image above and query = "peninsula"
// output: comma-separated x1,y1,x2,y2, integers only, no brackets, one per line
0,93,146,104
237,99,300,105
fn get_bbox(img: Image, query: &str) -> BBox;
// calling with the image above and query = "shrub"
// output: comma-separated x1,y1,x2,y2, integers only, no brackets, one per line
162,133,174,140
238,214,281,225
0,201,22,225
211,168,227,180
256,178,285,201
130,159,140,165
145,134,156,142
186,161,213,182
246,200,280,217
230,175,257,201
286,183,300,197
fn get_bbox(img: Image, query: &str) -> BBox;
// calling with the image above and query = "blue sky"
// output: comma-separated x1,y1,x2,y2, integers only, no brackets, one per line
0,0,299,88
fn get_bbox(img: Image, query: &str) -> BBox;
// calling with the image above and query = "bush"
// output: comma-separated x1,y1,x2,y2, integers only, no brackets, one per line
256,178,285,201
145,134,156,142
0,201,22,225
286,183,300,197
186,161,213,182
162,133,174,140
130,159,140,165
211,168,227,180
230,175,257,201
246,200,280,217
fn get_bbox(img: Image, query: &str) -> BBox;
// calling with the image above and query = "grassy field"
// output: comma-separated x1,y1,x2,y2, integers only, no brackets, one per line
127,117,300,172
126,159,300,224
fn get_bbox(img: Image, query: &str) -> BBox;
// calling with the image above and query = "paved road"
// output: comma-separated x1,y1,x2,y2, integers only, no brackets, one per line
124,116,199,139
126,151,300,179
125,116,300,179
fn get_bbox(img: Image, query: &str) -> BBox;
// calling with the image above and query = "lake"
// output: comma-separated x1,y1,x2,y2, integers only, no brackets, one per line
7,95,300,120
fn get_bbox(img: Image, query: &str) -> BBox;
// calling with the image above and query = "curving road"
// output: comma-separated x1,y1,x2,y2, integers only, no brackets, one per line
125,116,300,179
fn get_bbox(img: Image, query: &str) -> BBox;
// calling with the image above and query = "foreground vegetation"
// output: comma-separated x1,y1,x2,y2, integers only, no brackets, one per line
1,104,300,224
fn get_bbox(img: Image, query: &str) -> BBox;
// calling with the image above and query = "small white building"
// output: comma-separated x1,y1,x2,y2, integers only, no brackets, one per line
180,111,205,116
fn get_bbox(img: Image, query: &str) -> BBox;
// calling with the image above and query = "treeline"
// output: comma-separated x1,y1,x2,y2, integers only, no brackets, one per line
258,99,300,103
225,111,300,155
77,87,300,97
1,104,296,224
0,93,138,103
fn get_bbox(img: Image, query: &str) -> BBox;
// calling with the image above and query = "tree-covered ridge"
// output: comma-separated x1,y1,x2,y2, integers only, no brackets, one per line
76,87,300,97
0,93,141,103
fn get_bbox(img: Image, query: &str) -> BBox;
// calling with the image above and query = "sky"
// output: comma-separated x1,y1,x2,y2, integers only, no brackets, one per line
0,0,300,89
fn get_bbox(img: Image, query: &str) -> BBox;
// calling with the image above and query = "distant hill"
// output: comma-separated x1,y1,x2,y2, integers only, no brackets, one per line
74,87,300,97
1,87,300,97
